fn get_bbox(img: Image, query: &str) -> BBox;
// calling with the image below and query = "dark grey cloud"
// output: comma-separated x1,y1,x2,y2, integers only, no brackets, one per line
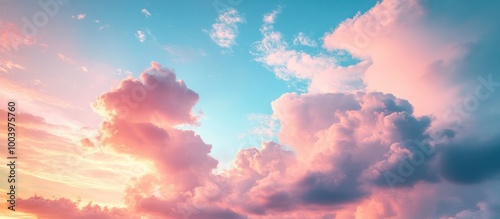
440,137,500,184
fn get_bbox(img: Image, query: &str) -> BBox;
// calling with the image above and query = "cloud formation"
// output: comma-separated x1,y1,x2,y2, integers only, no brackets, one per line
72,13,87,20
18,196,138,219
141,8,151,17
207,9,245,49
11,0,500,218
253,10,368,92
293,32,317,47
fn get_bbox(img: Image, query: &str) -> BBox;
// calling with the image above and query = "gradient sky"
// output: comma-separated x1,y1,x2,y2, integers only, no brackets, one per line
1,0,500,218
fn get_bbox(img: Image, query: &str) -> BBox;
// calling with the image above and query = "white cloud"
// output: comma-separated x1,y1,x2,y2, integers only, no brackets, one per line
207,9,245,49
98,24,110,30
141,8,151,17
135,30,145,42
293,32,317,47
253,8,366,92
71,14,86,20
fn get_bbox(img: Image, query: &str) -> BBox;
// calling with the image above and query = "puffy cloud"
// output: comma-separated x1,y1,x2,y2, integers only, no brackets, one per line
99,120,217,191
207,9,245,49
94,63,215,189
17,196,139,219
322,0,500,123
207,92,440,217
92,62,199,125
272,92,437,189
12,0,500,217
91,62,245,218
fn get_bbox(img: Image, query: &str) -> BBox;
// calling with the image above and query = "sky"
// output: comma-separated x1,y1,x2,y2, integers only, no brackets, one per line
1,0,500,218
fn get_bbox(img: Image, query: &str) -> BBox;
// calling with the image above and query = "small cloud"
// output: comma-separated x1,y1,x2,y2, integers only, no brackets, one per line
33,79,42,86
293,32,317,47
141,8,151,17
71,13,86,20
136,30,145,42
57,53,75,64
95,19,100,23
206,9,245,49
0,60,24,73
81,66,88,72
116,68,133,77
98,24,110,30
263,8,281,24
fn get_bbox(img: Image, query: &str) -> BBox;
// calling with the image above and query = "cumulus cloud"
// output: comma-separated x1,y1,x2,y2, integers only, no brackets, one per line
92,62,199,125
321,0,500,122
91,62,245,218
207,9,245,49
18,58,500,219
13,0,500,218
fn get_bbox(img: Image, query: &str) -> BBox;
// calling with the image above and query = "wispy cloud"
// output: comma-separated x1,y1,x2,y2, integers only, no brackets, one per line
206,9,245,49
0,60,24,73
164,44,206,63
141,8,151,17
253,8,366,92
293,32,317,47
0,21,35,73
57,53,75,64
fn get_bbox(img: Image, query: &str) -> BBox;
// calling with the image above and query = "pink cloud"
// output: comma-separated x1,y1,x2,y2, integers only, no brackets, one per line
0,20,35,54
71,13,87,20
14,56,500,219
17,195,138,219
92,62,199,125
322,0,477,117
0,20,35,73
